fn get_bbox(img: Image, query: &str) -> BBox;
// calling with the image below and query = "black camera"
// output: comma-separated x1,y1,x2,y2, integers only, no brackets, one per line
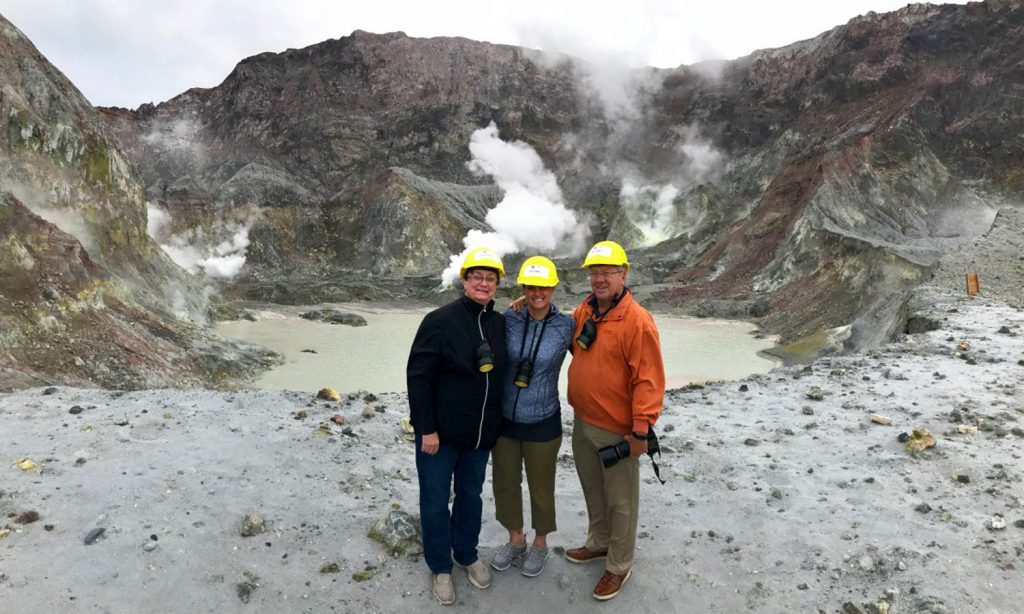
476,341,494,373
513,360,533,388
598,430,660,469
576,319,597,350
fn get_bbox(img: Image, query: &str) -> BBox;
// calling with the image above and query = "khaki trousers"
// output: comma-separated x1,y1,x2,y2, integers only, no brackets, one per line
491,435,562,535
572,419,639,575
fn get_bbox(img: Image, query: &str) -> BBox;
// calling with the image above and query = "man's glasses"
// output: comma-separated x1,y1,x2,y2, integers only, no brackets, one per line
588,269,624,280
466,273,499,284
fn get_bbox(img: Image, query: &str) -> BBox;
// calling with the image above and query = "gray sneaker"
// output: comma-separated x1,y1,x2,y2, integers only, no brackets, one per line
433,573,455,606
457,559,492,589
521,546,549,577
491,541,528,571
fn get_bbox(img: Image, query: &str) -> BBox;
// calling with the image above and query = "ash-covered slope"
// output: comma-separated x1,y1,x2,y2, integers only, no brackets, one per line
104,1,1024,352
0,15,277,389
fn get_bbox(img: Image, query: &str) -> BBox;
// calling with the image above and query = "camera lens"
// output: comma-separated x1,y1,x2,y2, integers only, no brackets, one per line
598,439,632,468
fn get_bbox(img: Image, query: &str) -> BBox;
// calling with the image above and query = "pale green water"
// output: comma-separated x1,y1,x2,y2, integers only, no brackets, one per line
216,304,778,394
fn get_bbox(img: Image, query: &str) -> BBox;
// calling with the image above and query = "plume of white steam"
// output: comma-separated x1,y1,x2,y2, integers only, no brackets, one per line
620,181,680,245
440,122,588,286
9,182,99,254
676,123,725,184
146,203,253,279
617,124,725,246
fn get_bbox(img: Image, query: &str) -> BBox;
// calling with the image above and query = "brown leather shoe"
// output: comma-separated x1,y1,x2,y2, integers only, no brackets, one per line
565,546,608,564
592,569,632,600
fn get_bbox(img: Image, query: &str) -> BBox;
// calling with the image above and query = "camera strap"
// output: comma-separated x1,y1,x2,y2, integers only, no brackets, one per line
646,428,665,485
522,314,550,366
511,313,550,419
647,451,665,485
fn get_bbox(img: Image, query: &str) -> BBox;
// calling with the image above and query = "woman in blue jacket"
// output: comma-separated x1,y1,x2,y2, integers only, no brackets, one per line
490,256,574,578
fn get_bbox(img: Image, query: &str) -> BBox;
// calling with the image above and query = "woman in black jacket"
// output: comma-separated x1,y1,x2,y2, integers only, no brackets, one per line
406,247,508,606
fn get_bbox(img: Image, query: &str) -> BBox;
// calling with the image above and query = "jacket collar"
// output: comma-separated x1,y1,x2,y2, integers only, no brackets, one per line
584,288,631,322
461,295,494,313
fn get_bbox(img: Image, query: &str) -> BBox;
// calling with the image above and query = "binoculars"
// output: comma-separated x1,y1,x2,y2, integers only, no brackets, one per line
514,359,533,388
476,341,494,373
576,319,597,350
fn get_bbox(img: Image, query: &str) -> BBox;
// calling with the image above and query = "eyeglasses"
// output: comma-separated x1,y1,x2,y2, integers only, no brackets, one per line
466,273,499,284
588,269,624,280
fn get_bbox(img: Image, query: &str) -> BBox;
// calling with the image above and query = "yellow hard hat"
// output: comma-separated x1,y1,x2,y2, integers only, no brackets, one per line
460,246,505,279
581,240,629,272
516,256,559,287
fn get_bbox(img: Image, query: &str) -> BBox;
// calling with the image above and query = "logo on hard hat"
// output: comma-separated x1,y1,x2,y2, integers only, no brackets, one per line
587,245,613,258
522,264,549,279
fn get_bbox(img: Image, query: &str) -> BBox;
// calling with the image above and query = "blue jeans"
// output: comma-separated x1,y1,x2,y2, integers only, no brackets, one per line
415,435,491,574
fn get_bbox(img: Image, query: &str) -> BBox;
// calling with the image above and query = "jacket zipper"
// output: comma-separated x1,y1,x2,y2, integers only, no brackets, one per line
475,306,488,450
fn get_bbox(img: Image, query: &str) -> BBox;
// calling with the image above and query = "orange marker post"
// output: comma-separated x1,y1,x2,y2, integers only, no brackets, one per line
965,272,980,296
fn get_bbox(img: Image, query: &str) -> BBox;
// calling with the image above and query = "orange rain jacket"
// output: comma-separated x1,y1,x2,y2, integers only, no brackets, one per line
567,289,665,436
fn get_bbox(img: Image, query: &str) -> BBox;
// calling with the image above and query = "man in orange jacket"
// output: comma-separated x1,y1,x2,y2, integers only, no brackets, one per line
564,240,665,601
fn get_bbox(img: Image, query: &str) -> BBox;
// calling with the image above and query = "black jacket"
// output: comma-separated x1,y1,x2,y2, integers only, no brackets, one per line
407,296,507,450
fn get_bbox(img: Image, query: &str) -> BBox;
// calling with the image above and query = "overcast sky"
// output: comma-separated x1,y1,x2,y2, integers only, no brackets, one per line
4,0,971,108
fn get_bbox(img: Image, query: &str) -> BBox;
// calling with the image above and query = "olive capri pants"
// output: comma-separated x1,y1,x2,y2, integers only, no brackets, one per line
491,435,562,535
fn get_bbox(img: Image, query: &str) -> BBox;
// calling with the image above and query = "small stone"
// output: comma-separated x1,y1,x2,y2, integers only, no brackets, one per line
859,555,874,570
316,387,341,402
744,438,760,446
44,524,54,531
68,406,84,415
14,510,40,524
771,489,783,499
352,567,379,582
1013,519,1024,528
915,503,932,514
797,583,809,590
361,406,376,419
738,384,749,392
896,561,907,571
802,406,814,415
806,387,825,401
240,513,266,537
952,474,970,484
368,510,423,556
869,414,892,425
320,562,340,574
84,527,106,545
294,410,307,420
143,541,158,552
990,515,1007,530
42,387,59,395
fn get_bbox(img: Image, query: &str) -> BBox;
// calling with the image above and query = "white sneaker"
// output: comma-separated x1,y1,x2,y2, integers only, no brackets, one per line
457,559,492,589
433,573,455,605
